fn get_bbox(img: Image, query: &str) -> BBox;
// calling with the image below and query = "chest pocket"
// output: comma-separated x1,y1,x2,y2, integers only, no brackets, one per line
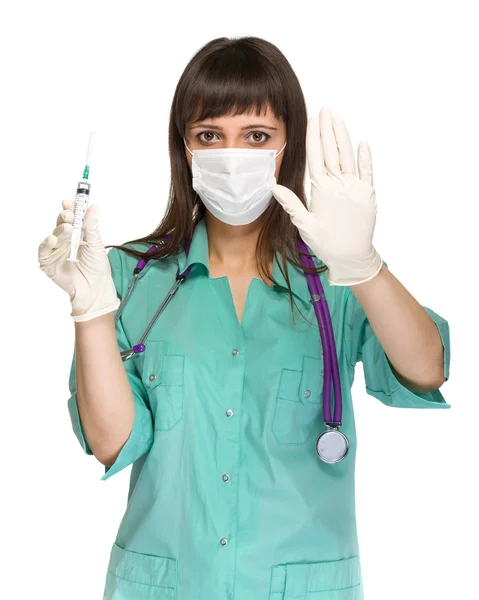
272,355,323,444
141,340,185,431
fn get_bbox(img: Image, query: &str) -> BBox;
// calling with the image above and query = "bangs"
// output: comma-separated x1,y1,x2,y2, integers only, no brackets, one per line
175,43,288,135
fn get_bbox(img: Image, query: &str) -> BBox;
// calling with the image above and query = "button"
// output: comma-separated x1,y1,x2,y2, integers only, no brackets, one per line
220,538,228,546
222,474,230,482
226,409,234,417
232,349,239,355
149,374,156,382
304,389,311,398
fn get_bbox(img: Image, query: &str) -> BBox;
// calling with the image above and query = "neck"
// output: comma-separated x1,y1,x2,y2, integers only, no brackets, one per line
205,212,266,272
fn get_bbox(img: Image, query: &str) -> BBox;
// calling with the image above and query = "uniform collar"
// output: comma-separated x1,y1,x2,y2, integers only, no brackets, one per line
177,217,313,305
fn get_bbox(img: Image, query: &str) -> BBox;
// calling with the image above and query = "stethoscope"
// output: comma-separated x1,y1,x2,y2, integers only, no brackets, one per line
114,234,349,464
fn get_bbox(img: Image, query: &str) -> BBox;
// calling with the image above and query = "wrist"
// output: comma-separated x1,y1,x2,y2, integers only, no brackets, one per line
70,277,120,322
326,249,383,286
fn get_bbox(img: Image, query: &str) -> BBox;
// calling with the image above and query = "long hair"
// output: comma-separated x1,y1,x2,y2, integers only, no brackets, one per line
106,36,328,324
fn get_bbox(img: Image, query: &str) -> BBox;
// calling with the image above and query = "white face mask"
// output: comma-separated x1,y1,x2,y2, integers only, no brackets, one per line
184,140,287,226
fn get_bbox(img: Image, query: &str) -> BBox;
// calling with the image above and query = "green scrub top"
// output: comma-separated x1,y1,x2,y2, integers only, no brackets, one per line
67,216,451,600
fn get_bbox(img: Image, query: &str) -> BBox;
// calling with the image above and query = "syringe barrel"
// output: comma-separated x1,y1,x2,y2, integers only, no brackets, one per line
72,180,91,229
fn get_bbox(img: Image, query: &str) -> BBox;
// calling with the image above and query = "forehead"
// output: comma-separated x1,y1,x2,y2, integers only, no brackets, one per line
187,104,283,128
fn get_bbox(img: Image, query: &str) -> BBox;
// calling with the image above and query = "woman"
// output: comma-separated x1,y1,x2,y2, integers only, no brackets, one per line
38,36,450,600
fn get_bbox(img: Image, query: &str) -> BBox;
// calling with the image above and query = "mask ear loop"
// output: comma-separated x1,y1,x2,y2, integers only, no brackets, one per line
184,139,193,156
275,140,287,158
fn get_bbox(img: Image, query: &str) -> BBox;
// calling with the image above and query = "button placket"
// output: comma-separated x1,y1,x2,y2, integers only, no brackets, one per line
215,340,243,561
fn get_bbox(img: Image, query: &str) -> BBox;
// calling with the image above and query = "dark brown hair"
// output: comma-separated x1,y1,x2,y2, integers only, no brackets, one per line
106,36,328,323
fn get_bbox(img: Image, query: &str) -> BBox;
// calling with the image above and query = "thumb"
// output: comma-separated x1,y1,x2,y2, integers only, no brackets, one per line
357,140,373,187
270,184,310,223
82,204,102,244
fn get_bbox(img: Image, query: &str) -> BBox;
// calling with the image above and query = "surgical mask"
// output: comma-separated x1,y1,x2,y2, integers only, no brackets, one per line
184,140,287,226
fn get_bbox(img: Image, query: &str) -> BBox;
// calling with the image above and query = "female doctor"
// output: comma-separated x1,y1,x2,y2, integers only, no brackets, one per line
38,36,450,600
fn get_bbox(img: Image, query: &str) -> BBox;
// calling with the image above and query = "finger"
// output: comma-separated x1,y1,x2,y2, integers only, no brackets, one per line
332,115,356,176
357,140,373,187
56,208,74,227
38,234,60,261
319,107,342,179
82,204,102,244
62,199,74,210
52,222,73,240
306,115,326,182
270,184,310,223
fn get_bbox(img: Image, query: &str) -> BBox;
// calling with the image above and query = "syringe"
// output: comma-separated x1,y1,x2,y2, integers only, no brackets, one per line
67,132,96,263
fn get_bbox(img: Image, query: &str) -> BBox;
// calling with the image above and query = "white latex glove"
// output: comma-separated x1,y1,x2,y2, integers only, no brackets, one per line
38,200,121,321
270,107,384,286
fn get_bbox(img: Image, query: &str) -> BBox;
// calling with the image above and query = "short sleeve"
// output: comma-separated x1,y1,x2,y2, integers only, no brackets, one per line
342,265,451,409
67,247,154,480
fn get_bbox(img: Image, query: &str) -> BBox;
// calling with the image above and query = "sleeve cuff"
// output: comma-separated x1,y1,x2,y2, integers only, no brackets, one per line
67,392,94,455
67,388,154,480
101,394,154,481
363,307,451,409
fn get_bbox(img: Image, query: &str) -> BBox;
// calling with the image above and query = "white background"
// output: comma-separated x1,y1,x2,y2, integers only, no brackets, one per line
1,0,477,598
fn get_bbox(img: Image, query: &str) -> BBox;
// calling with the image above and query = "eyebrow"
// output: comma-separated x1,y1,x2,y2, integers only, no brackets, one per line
189,124,278,131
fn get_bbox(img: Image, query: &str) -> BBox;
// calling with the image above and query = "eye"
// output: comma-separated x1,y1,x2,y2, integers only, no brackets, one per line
195,131,219,143
194,130,272,145
247,131,271,143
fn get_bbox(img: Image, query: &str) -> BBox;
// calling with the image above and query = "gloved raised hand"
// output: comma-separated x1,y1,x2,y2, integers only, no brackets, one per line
38,200,121,321
271,107,384,286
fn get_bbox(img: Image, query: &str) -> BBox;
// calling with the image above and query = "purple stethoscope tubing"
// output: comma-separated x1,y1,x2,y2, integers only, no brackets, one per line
114,241,194,360
114,235,347,462
296,239,343,426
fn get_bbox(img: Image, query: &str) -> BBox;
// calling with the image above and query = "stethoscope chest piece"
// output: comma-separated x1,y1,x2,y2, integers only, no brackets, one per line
316,427,349,464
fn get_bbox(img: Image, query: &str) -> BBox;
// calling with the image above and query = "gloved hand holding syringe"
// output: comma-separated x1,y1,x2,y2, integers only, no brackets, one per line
67,132,96,262
38,132,121,321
